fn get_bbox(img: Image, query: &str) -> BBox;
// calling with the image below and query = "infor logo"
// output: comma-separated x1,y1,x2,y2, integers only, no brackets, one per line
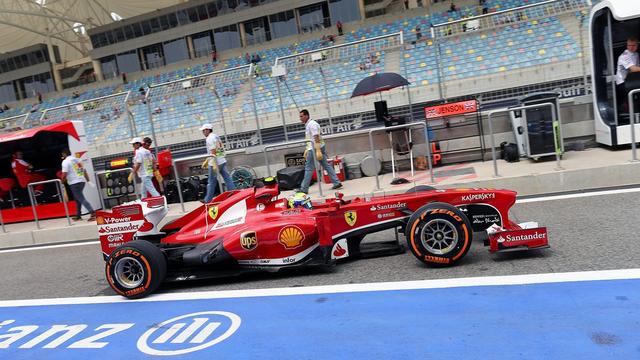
137,311,241,356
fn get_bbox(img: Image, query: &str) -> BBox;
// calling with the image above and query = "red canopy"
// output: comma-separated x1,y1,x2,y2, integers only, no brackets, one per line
0,121,79,144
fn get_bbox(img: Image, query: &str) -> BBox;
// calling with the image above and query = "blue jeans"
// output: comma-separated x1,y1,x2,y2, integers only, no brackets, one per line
69,182,93,217
204,162,235,203
140,176,160,198
300,145,340,193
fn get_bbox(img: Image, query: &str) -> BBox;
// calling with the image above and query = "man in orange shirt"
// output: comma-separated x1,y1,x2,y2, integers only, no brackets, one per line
11,150,45,194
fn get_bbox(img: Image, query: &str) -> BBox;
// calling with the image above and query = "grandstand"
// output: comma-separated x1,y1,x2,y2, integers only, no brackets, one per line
0,0,592,168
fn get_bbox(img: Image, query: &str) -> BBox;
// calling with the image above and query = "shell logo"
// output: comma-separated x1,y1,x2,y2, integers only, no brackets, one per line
96,216,105,225
278,225,305,249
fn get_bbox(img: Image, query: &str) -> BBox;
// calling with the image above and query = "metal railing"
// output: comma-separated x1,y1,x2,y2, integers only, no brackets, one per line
262,139,325,197
368,122,433,190
171,150,243,212
0,207,5,233
628,89,640,162
28,179,70,229
486,102,561,177
94,167,138,210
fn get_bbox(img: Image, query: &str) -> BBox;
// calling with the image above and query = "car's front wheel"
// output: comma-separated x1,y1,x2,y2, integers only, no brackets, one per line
405,202,472,266
105,240,167,299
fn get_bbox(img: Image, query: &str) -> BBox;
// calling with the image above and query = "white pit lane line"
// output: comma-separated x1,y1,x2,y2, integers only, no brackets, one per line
2,185,639,255
0,269,639,307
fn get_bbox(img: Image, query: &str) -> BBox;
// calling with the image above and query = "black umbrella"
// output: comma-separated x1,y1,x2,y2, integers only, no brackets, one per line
350,72,410,98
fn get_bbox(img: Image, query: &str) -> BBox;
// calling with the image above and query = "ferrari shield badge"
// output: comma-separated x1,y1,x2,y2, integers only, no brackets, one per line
344,211,357,227
208,206,219,220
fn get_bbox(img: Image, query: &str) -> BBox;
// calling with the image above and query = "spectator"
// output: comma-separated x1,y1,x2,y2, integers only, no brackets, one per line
121,72,127,84
129,137,160,199
449,2,457,13
11,150,45,195
336,21,343,36
138,86,146,97
3,104,8,111
416,25,422,41
298,109,342,193
211,49,217,62
0,106,4,114
200,123,235,202
245,53,251,64
404,0,409,9
72,91,79,99
60,149,95,221
616,37,640,112
36,92,42,104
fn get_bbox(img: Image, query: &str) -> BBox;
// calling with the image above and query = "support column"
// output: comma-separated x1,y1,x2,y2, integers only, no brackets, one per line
92,59,104,81
239,23,248,48
51,65,63,91
186,35,196,59
357,0,366,20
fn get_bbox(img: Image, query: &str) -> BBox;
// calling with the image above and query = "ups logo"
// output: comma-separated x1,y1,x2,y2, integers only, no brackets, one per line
240,231,257,251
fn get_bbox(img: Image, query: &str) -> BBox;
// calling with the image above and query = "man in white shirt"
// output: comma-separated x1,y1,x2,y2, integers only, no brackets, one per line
298,109,342,194
200,123,235,203
130,137,160,199
60,149,95,221
616,37,640,112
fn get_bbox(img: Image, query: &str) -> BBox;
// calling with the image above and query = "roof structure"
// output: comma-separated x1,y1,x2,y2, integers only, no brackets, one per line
0,0,183,61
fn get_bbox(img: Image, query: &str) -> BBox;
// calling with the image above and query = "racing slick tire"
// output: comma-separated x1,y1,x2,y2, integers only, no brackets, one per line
405,202,472,266
405,185,436,193
106,240,167,299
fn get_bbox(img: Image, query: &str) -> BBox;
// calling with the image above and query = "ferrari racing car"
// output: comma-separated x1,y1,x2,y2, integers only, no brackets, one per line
97,179,549,298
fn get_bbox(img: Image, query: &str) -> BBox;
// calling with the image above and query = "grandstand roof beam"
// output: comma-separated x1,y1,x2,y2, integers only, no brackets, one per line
0,8,95,26
0,19,84,54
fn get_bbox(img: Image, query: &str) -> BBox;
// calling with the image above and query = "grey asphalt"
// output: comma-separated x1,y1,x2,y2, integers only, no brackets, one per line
1,191,639,301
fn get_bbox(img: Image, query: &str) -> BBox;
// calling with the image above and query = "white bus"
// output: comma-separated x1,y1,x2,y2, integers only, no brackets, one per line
590,0,640,145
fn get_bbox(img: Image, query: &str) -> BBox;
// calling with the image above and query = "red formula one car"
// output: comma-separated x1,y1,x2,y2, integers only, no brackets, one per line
97,179,549,298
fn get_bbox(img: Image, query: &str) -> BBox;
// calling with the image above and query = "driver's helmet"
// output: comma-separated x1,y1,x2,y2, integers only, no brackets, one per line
287,192,312,210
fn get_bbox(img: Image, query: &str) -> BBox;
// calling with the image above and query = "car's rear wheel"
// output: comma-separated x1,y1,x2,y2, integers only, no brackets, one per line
405,202,472,266
105,240,167,299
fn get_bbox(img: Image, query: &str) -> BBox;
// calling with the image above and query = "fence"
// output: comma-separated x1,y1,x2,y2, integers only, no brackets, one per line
38,91,134,144
0,113,29,133
429,0,591,100
144,64,260,152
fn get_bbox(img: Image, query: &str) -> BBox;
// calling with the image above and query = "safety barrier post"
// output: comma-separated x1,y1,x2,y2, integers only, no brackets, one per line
171,150,243,212
486,102,558,177
263,139,324,197
0,207,5,233
28,179,70,229
94,167,137,210
628,89,640,162
368,122,432,190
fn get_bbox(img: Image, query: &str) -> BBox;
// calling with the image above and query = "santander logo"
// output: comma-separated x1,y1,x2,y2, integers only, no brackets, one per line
333,243,346,257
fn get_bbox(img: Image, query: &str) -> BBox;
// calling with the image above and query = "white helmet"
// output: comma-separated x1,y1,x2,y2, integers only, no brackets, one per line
199,123,213,131
129,137,143,144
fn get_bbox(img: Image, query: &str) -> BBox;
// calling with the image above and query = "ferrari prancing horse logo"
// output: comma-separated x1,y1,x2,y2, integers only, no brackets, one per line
208,206,219,220
344,211,357,226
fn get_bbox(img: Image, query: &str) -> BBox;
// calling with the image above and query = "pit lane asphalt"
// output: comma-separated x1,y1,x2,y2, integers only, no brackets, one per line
1,191,638,301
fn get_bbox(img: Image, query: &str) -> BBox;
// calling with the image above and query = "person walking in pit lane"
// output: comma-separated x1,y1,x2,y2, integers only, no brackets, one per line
298,109,342,194
129,137,160,199
60,149,95,221
201,123,235,203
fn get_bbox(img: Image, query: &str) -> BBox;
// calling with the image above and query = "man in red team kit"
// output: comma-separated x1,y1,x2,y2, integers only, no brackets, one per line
11,150,45,194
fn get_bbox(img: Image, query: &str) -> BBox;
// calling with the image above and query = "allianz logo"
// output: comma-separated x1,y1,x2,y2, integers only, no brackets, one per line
0,311,240,356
